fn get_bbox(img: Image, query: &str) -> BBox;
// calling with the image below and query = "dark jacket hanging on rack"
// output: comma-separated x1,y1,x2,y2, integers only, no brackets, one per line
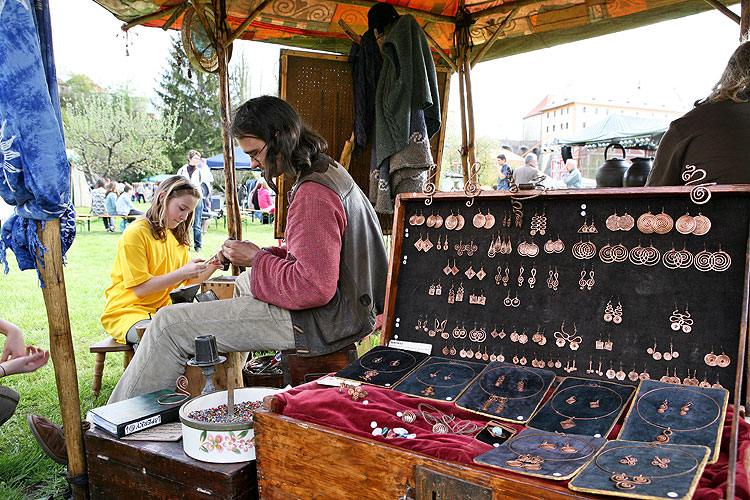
348,31,381,155
370,14,441,214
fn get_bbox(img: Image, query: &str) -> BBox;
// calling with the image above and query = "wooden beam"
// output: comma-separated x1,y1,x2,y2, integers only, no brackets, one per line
121,4,183,31
470,8,518,68
162,2,189,31
421,23,458,73
227,0,274,44
472,0,541,19
741,0,749,40
36,219,87,500
702,0,741,23
327,0,455,25
337,19,361,45
190,0,217,44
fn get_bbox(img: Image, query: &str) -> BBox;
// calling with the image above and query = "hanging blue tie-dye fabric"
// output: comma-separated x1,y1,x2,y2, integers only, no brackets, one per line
0,0,76,282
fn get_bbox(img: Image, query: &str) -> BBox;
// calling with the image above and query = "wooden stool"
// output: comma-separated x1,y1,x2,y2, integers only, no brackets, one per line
90,337,134,396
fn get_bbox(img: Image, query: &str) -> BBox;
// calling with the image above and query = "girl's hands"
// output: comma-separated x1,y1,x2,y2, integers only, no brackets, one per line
180,259,210,280
1,328,25,362
0,345,49,376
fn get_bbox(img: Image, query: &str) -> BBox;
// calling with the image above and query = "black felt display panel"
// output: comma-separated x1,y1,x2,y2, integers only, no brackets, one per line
334,345,429,388
392,356,486,402
618,379,728,463
527,377,635,437
474,428,607,481
454,361,556,423
568,439,710,499
388,191,749,398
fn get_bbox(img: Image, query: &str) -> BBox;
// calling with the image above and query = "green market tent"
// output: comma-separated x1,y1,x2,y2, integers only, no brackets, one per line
558,113,670,149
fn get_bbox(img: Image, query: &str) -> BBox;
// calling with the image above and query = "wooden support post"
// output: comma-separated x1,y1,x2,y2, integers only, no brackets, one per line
162,3,189,31
337,19,362,44
457,48,469,184
37,219,87,500
214,4,242,274
741,0,749,40
464,45,476,167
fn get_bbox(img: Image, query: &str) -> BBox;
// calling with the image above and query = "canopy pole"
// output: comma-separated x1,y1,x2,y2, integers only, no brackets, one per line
121,4,184,31
228,0,274,44
457,41,469,184
470,8,518,69
741,0,749,40
463,40,477,167
702,0,741,24
36,219,87,500
214,3,242,252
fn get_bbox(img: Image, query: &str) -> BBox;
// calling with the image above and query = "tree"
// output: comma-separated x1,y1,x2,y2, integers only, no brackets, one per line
155,36,223,169
64,86,178,183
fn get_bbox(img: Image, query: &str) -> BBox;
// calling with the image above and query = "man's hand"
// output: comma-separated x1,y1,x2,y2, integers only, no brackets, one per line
221,239,261,267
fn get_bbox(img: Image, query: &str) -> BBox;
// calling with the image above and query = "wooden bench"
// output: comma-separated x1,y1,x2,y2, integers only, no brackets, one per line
89,336,134,396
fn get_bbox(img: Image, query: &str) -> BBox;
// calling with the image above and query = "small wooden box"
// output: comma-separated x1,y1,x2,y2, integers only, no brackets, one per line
255,187,750,499
85,426,257,500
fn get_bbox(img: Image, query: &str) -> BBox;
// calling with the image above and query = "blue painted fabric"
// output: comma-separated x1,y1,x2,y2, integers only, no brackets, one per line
0,0,75,281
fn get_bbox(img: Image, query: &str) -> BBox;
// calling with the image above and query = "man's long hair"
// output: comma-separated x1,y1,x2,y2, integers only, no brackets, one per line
144,175,199,246
230,96,328,193
706,41,750,104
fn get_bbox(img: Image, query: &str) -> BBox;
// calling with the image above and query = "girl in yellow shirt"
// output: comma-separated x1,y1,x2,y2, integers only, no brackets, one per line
100,176,220,344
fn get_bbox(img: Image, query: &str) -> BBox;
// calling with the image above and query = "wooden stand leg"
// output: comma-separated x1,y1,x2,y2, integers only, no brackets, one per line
123,350,134,369
92,352,105,396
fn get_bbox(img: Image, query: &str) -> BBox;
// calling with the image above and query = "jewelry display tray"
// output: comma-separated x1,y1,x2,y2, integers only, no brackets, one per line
254,187,749,500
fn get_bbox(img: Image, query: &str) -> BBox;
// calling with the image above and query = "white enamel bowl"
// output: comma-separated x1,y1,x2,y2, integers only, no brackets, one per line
179,387,283,463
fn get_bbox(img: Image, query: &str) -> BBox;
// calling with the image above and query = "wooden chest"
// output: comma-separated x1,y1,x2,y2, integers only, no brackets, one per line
85,426,257,500
254,186,750,500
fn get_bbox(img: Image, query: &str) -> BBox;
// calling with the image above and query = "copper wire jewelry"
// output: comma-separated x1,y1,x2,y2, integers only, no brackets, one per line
657,399,668,414
662,243,694,269
539,440,557,450
628,240,660,266
679,402,692,416
455,283,464,302
501,264,510,286
546,266,559,290
682,165,717,205
694,245,731,272
157,375,191,405
477,264,486,281
445,211,458,230
518,265,525,286
595,444,700,491
529,209,547,236
517,238,540,258
528,266,537,288
473,209,486,228
572,238,596,260
670,305,693,333
543,235,565,254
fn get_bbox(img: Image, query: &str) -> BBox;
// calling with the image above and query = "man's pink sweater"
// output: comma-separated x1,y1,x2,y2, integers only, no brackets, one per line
250,181,346,310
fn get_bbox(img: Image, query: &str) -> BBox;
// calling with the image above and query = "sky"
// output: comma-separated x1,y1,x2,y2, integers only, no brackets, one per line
49,0,743,140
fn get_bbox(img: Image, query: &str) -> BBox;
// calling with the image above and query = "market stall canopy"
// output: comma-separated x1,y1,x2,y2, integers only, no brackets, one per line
206,145,261,170
93,0,736,65
558,113,670,148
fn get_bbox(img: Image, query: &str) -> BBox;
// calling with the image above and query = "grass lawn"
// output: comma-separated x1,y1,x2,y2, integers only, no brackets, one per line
0,206,278,500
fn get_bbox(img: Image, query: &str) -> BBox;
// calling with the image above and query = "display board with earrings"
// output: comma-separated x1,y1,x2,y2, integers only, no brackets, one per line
388,187,748,400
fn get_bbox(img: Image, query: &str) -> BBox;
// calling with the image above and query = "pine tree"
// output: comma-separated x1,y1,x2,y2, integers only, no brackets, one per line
155,36,223,170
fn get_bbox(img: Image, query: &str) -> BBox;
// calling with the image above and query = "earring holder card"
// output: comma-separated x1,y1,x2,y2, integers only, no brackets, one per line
454,361,555,423
474,428,607,481
334,345,429,388
392,356,486,402
527,377,636,438
568,439,710,500
617,379,728,463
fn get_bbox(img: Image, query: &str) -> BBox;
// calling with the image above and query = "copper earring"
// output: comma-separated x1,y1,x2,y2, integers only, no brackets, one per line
657,399,668,414
539,440,557,450
560,442,578,454
680,402,692,416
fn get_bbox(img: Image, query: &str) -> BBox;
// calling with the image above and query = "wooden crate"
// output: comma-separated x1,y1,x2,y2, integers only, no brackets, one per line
85,426,257,500
255,186,750,499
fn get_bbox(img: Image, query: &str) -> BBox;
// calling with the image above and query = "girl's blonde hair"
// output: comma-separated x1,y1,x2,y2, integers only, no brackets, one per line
144,176,200,246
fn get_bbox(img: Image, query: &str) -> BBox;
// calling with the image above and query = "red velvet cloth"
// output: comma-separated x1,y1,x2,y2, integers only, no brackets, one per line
276,378,750,499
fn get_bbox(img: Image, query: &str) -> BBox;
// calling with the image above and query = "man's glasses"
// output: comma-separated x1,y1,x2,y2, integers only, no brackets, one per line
248,143,267,163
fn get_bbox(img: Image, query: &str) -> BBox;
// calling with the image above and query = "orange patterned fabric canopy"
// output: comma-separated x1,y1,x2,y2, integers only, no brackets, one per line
93,0,723,64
